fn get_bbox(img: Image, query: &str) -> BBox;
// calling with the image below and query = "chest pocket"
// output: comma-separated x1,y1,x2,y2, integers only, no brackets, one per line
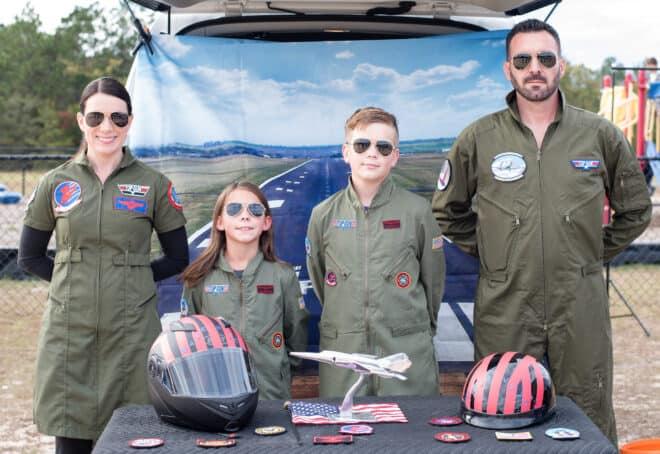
476,193,521,273
381,247,417,283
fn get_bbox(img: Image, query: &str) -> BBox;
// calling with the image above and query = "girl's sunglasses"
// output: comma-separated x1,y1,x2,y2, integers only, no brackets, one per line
84,111,130,128
350,138,395,156
511,52,558,70
225,202,266,217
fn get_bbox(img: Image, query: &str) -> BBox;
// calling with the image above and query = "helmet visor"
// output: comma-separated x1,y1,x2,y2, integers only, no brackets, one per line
166,348,257,398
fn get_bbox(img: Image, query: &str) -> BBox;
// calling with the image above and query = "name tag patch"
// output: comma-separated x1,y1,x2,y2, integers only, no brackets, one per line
333,219,357,229
491,152,526,182
205,284,230,294
383,219,401,229
257,284,274,294
118,184,150,197
114,196,148,214
571,159,600,170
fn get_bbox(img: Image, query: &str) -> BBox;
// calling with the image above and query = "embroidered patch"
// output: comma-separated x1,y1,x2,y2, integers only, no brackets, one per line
180,298,189,316
53,181,82,213
383,219,401,229
333,219,357,229
491,152,526,182
305,237,311,256
325,271,337,287
113,196,147,214
395,271,411,289
205,284,230,294
298,296,306,310
272,332,284,349
571,159,601,170
257,284,274,294
432,236,444,250
118,183,150,197
437,159,451,191
167,182,183,210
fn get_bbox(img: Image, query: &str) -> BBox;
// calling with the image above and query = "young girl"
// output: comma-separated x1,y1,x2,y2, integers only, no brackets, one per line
180,181,308,400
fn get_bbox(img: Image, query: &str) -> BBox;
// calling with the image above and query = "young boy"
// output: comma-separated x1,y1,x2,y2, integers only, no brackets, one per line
306,107,446,397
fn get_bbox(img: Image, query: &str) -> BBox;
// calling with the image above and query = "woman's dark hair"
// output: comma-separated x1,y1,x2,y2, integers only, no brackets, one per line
76,77,132,156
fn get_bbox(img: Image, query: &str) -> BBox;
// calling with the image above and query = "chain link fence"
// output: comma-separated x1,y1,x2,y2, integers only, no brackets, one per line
1,152,659,326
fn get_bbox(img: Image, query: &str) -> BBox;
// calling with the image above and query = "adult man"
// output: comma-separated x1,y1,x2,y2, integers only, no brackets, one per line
432,19,651,444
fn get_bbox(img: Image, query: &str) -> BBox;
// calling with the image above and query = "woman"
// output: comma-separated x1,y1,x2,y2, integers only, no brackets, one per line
18,77,189,453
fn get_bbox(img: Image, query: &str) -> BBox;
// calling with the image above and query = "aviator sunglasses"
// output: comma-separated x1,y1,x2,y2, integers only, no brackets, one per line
225,202,266,217
84,111,130,128
511,52,558,70
350,138,395,156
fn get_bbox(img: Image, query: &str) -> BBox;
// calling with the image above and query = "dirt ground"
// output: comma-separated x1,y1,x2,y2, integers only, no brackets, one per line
0,288,658,453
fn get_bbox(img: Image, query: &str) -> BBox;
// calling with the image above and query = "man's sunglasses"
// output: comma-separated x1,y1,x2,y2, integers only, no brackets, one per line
511,52,558,70
84,112,130,128
225,202,266,217
350,138,395,156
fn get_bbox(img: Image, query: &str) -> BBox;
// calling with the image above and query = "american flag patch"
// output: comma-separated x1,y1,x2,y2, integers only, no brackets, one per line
432,236,443,250
289,401,407,425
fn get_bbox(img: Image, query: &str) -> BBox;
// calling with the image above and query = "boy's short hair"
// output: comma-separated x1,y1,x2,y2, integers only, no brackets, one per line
344,107,399,141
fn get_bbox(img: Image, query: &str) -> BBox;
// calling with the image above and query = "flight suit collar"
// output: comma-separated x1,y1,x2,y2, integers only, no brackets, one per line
505,89,566,126
73,146,137,169
217,250,264,277
346,176,395,210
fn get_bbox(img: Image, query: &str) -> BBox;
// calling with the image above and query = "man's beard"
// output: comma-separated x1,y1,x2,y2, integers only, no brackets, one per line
510,71,560,102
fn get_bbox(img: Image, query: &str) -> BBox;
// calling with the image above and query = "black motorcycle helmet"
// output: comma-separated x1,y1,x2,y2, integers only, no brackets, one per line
461,351,556,429
147,315,258,432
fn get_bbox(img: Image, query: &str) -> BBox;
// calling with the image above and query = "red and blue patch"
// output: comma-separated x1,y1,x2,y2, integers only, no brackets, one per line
113,196,147,214
168,182,183,211
53,181,82,213
571,159,600,171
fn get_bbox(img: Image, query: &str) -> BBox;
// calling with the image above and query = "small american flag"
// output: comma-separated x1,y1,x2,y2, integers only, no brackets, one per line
289,401,407,425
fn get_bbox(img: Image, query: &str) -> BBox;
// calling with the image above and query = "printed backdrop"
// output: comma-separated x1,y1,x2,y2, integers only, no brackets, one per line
127,30,511,369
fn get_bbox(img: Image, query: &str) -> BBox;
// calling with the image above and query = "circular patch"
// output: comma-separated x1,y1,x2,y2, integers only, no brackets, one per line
129,438,164,449
53,181,82,213
437,159,452,191
339,424,374,435
255,426,286,436
434,432,471,443
325,271,337,287
196,439,237,448
167,182,183,210
545,428,580,440
491,152,526,182
272,331,283,349
428,416,462,426
395,271,411,289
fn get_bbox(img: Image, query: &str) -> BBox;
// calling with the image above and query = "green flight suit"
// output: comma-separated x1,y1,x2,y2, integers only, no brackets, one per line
307,177,446,398
23,147,186,440
182,251,308,400
432,90,652,443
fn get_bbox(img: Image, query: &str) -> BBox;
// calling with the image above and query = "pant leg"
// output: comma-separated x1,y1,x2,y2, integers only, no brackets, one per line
55,437,93,454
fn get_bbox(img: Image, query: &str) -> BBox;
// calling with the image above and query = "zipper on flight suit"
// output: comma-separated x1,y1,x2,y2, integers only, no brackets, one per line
239,276,245,335
536,141,549,339
362,205,374,392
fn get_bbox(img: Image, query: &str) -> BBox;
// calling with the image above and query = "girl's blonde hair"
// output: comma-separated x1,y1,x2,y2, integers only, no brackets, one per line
181,181,276,287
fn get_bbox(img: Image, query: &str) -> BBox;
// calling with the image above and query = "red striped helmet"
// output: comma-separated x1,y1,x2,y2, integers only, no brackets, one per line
147,315,258,432
461,352,556,429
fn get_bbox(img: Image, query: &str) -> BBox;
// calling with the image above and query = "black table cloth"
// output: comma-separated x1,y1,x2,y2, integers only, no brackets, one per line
93,395,616,453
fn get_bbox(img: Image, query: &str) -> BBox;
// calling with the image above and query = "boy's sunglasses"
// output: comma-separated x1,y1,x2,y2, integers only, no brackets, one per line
511,52,558,70
350,138,395,156
225,202,266,217
84,111,130,128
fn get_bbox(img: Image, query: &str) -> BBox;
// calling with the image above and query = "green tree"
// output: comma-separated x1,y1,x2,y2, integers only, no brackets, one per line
560,61,601,113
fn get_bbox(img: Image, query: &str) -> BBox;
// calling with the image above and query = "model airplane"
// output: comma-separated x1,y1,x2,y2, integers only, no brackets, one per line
290,350,411,380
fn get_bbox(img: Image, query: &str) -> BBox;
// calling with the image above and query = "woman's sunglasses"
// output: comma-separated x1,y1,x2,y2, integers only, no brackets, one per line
84,111,130,128
350,138,395,156
511,52,558,70
225,202,266,217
